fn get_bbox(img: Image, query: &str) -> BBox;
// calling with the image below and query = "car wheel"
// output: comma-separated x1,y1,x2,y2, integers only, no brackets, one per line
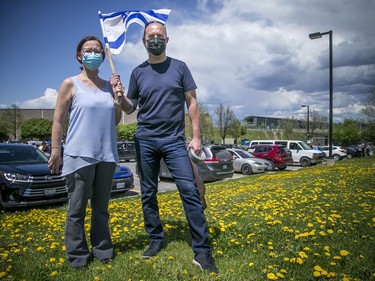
333,154,340,161
278,166,287,171
300,157,311,167
268,160,276,171
347,153,353,159
241,164,253,175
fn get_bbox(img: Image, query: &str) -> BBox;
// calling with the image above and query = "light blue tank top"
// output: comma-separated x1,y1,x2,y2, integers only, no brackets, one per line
62,76,119,176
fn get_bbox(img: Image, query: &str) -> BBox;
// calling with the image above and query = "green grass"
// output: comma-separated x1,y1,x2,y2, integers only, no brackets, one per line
1,158,375,281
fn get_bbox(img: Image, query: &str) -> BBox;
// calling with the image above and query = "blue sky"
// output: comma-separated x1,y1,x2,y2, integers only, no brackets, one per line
1,0,374,123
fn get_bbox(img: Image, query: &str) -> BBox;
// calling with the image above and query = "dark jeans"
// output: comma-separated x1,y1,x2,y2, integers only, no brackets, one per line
135,137,211,254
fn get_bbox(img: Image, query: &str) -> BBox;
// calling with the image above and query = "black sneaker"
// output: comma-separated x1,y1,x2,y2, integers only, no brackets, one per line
193,252,219,274
142,240,164,259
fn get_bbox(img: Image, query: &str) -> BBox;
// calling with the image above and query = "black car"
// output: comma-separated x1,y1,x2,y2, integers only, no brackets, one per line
345,145,361,159
159,145,234,182
117,141,137,162
0,143,68,209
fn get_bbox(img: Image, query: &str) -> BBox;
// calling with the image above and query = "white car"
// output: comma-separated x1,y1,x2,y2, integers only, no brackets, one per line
227,148,271,175
321,146,347,161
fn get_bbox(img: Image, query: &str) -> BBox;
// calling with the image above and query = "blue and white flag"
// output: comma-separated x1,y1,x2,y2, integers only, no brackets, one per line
99,9,171,55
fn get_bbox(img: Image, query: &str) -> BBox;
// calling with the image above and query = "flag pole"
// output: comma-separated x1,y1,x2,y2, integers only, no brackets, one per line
99,11,122,103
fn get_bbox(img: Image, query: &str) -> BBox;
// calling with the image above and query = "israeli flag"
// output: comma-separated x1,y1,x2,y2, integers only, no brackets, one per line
99,9,171,55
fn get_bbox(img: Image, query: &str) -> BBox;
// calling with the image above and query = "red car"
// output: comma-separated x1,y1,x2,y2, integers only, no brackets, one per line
248,145,293,170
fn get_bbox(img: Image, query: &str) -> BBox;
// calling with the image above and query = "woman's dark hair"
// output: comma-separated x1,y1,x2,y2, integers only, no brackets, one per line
76,36,105,66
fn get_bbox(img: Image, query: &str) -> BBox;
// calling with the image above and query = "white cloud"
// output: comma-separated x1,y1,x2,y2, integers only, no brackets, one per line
18,88,58,109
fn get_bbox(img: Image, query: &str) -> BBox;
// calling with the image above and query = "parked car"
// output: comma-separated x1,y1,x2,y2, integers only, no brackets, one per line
117,141,137,162
344,145,361,159
320,146,347,161
248,140,325,167
159,145,234,182
0,143,67,209
227,148,271,175
112,165,134,194
248,145,293,170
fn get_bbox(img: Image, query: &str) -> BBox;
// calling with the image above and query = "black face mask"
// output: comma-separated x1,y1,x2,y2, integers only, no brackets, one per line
147,37,166,56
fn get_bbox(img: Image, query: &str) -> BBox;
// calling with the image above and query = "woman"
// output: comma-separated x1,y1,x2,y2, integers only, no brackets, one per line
48,36,124,269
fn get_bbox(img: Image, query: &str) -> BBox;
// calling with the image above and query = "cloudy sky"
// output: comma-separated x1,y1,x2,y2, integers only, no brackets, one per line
1,0,374,123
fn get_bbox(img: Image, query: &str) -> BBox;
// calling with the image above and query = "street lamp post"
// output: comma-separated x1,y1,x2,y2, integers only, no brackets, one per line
301,105,310,141
309,30,333,158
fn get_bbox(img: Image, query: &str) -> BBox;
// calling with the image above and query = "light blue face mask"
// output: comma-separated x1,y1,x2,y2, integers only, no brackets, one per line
82,52,103,70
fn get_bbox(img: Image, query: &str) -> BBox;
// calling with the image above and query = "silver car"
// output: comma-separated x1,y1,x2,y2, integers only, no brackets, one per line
227,148,271,175
159,145,234,182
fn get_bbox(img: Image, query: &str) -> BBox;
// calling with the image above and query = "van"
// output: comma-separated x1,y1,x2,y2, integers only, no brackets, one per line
248,140,325,167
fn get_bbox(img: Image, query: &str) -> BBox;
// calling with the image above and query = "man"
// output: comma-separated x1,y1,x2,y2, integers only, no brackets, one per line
119,21,218,274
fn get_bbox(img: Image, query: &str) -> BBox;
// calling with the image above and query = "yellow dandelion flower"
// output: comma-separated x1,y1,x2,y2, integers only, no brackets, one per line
248,262,254,267
297,258,304,264
340,250,349,256
50,271,58,277
314,265,323,272
299,251,308,259
324,246,330,252
49,258,56,263
168,256,174,260
94,277,101,281
267,272,278,280
216,250,223,255
333,256,342,260
313,271,321,277
0,272,6,278
276,272,285,278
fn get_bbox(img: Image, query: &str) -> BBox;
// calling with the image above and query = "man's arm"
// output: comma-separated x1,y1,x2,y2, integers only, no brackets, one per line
185,89,201,153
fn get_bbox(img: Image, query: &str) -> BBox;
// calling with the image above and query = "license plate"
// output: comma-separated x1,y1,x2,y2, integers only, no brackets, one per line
117,182,125,189
45,189,56,196
223,164,227,169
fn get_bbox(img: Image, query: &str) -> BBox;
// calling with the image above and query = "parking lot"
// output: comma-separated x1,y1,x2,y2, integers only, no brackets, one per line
120,161,302,194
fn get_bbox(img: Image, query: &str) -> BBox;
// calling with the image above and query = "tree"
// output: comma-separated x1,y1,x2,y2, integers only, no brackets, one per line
362,88,375,120
279,117,297,139
117,123,137,141
0,104,23,140
228,120,247,145
20,118,53,140
215,104,237,144
184,104,214,143
333,119,360,146
361,88,375,142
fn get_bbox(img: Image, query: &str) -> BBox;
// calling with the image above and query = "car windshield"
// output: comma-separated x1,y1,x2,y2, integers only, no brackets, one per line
298,141,311,150
234,149,254,159
0,145,48,164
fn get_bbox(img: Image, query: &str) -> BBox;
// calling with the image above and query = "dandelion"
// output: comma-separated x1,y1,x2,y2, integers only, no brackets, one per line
94,277,101,281
50,271,58,277
267,272,278,280
49,257,56,263
216,250,223,255
299,251,308,259
0,272,6,278
248,262,254,267
340,250,349,256
313,271,321,277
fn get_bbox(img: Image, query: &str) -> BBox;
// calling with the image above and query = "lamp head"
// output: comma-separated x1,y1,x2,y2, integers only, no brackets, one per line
309,32,322,40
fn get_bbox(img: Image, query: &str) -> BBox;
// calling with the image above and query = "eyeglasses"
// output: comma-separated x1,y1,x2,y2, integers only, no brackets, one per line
82,49,102,55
